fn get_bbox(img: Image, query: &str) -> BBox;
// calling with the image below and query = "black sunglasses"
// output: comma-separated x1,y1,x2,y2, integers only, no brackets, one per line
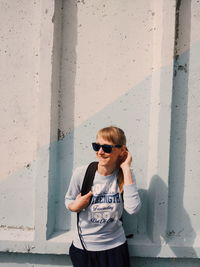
92,142,122,154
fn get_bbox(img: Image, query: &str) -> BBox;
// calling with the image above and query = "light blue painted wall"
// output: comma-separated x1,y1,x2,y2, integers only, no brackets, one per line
0,0,200,266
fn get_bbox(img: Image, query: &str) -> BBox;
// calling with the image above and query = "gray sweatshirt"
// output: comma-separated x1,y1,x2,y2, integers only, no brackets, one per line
65,164,141,251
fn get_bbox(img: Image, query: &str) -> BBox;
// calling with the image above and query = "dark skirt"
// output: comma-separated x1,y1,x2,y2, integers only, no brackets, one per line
69,241,131,267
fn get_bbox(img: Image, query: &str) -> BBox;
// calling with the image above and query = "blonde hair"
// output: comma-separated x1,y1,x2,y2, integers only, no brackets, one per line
97,126,126,146
97,126,126,192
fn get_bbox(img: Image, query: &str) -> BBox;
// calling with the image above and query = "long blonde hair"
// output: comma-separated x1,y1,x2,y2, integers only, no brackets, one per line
97,126,126,192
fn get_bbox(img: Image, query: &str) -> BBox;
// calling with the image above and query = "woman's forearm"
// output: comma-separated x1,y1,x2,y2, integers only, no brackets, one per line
121,166,134,185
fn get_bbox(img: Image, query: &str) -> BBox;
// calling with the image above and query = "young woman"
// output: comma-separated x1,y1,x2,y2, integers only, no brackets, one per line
65,126,141,267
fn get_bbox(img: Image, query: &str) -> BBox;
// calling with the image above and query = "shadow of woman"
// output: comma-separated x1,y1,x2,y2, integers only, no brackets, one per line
147,175,197,258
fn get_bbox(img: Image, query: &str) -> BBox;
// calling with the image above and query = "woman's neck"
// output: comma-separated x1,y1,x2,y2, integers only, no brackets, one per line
97,164,117,176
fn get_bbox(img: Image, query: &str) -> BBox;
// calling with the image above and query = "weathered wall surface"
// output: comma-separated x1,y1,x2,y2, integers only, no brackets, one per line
0,0,200,266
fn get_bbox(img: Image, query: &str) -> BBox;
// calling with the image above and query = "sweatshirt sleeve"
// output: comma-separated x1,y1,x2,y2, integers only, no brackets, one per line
64,165,87,210
123,173,141,215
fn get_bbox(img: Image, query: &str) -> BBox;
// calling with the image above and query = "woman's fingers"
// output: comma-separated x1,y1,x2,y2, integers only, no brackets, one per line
84,191,93,198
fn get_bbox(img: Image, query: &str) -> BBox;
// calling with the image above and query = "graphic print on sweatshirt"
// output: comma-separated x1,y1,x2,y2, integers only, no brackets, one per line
88,179,123,224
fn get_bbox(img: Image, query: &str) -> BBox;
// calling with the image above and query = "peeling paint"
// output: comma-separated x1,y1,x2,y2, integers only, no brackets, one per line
0,225,34,231
25,163,31,169
25,244,35,253
174,0,182,56
167,228,185,238
57,128,65,141
77,0,85,4
178,63,188,73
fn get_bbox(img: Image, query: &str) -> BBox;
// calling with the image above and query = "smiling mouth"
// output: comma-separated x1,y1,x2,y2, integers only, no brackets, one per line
98,156,109,160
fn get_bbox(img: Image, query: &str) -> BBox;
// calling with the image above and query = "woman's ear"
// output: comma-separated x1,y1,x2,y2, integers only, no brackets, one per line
119,146,128,161
120,145,127,155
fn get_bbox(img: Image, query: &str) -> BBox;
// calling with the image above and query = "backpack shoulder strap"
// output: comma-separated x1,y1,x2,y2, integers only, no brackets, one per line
77,161,98,250
81,161,98,195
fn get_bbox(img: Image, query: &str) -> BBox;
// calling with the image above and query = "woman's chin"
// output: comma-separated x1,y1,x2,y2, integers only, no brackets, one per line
98,158,109,165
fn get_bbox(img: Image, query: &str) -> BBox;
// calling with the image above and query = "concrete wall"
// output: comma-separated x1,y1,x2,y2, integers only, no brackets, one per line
0,0,200,266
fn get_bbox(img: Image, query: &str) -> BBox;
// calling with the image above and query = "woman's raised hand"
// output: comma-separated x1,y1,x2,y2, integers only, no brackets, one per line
120,149,132,170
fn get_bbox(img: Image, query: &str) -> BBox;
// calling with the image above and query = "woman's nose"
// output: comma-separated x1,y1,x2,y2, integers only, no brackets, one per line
98,147,104,154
